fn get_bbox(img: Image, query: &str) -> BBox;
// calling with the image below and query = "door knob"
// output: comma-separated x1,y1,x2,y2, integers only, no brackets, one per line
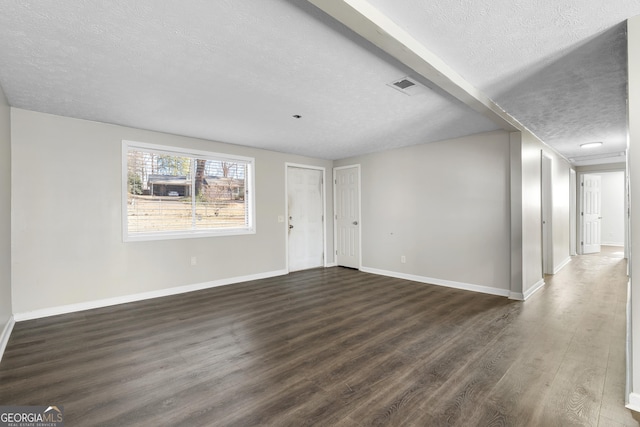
353,221,358,225
289,224,294,229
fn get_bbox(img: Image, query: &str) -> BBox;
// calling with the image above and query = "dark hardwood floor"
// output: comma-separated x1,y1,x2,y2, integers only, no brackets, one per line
0,247,634,426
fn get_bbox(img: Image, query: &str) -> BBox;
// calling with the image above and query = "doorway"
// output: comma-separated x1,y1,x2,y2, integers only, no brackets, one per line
286,165,325,272
578,171,626,255
334,165,361,269
581,174,602,254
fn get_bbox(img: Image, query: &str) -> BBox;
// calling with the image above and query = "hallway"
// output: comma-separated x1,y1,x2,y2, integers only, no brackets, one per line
532,246,633,426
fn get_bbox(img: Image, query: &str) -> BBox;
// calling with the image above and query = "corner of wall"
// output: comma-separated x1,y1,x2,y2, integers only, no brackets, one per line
0,82,13,359
509,132,524,298
0,315,15,364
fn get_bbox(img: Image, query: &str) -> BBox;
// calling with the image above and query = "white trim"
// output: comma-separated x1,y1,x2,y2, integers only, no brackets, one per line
360,267,510,297
627,279,632,406
626,393,640,413
602,242,625,247
14,269,287,322
509,292,525,301
553,256,572,274
541,152,553,274
570,169,577,256
333,164,362,270
523,278,546,300
578,173,585,255
0,315,15,364
325,262,338,268
124,228,257,242
122,140,256,163
285,163,328,272
576,170,626,255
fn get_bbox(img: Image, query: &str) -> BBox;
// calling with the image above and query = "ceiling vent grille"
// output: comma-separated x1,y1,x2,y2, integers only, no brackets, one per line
393,79,415,90
387,76,429,96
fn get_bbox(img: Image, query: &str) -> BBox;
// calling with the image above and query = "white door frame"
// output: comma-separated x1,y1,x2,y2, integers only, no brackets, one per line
541,153,553,274
570,169,577,256
577,170,606,255
285,163,327,272
577,168,628,256
333,164,362,269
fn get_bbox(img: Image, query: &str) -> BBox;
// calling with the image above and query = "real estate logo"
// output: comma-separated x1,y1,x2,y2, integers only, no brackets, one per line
0,406,63,427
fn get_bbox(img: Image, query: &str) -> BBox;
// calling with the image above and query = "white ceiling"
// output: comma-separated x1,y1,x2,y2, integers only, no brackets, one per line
0,1,637,164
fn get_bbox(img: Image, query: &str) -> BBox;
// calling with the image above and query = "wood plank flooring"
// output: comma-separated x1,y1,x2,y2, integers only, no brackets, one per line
0,246,634,426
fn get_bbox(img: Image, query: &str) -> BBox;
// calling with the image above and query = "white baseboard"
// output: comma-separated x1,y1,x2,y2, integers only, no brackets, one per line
360,267,510,297
0,315,15,364
602,242,625,247
325,262,338,268
627,279,632,407
14,269,288,322
509,292,524,301
627,393,640,413
523,278,545,300
553,257,572,274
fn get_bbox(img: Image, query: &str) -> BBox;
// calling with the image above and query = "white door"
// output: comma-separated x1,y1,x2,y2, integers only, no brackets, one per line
582,174,602,254
335,166,360,269
287,166,324,271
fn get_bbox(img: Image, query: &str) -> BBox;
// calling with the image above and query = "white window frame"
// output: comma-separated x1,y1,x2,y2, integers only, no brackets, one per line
122,140,256,242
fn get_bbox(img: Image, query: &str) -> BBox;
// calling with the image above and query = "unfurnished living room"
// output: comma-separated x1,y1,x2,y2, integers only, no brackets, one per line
1,1,640,426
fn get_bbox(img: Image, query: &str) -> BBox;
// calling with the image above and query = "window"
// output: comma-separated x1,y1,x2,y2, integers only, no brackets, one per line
123,140,255,241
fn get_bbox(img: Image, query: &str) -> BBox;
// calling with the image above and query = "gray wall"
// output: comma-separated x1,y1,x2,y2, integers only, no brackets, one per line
552,151,571,271
6,109,574,317
335,130,512,293
0,85,11,339
513,130,571,296
11,109,333,315
628,14,640,408
520,131,543,292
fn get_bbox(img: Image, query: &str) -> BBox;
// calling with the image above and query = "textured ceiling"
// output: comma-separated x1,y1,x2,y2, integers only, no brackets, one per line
367,0,640,163
0,0,498,160
0,0,638,164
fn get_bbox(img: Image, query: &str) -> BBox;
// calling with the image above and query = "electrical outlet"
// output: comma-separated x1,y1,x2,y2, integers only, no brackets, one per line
191,256,197,266
401,255,406,264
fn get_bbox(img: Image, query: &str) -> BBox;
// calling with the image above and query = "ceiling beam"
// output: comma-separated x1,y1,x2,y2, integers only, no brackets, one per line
308,0,522,132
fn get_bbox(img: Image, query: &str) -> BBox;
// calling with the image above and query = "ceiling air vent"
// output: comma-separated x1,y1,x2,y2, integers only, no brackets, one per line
387,76,430,96
393,79,415,90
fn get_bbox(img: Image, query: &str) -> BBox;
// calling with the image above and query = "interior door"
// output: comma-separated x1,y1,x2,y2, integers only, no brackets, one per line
582,174,602,254
335,166,360,269
287,166,324,271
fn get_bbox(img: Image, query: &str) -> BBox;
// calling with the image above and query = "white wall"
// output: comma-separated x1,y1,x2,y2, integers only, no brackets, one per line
11,109,333,315
627,14,640,410
519,131,543,295
596,171,625,246
335,131,512,295
510,130,571,298
552,154,571,271
0,84,12,346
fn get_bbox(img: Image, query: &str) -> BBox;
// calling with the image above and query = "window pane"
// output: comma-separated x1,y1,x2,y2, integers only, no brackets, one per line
127,150,193,234
194,159,247,229
124,141,254,240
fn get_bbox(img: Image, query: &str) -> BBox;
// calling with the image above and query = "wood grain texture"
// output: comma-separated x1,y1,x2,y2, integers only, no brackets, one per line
0,247,634,426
